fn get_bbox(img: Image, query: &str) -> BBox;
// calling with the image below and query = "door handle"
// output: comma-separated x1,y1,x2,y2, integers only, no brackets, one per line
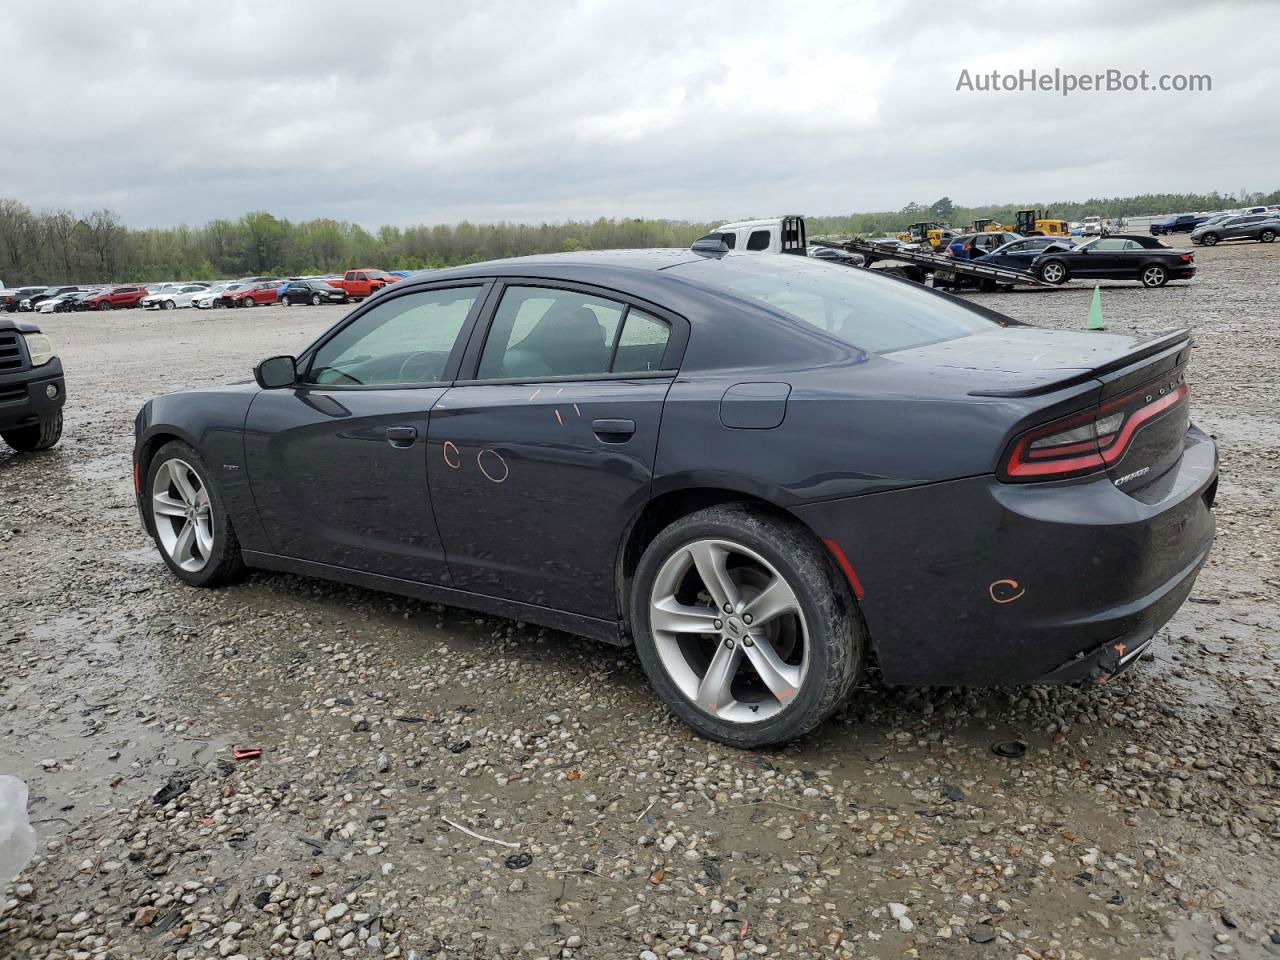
385,425,418,447
592,418,636,442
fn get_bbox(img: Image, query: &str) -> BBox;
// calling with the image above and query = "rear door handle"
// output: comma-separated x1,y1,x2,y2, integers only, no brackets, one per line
592,418,636,442
385,425,418,447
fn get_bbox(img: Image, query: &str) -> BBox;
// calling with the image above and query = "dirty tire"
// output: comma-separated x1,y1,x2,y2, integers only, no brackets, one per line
2,412,63,453
630,504,863,748
145,439,246,588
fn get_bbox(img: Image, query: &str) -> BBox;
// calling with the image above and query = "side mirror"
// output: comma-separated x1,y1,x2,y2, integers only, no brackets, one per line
254,355,297,389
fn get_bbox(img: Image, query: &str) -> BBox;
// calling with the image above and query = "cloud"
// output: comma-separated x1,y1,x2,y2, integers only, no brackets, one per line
2,0,1276,227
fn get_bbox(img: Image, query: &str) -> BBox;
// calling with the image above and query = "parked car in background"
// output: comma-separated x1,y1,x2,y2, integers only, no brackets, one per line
1189,214,1280,246
0,313,65,453
2,287,48,312
280,279,350,306
980,236,1077,271
327,269,401,300
945,231,1022,260
1033,234,1195,286
806,245,865,267
141,284,213,310
36,292,83,313
83,285,149,310
1150,214,1209,235
22,286,82,311
225,281,283,308
194,282,241,309
132,250,1216,746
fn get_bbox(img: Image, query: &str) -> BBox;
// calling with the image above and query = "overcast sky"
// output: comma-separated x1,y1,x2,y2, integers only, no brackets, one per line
4,0,1277,228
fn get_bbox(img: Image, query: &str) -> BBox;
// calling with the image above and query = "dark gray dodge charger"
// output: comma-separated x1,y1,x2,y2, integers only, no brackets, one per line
133,250,1217,746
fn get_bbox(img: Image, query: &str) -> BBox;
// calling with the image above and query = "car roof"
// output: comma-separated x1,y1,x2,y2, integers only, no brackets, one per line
397,248,706,286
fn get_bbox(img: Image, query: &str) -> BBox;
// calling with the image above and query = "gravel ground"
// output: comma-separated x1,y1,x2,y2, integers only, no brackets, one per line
1,240,1278,960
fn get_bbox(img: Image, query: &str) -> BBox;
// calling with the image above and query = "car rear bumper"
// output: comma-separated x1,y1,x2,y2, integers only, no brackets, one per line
792,424,1217,687
0,361,66,431
1171,266,1196,280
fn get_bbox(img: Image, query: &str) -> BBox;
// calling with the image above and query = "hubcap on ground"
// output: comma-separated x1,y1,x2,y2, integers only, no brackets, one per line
151,458,213,572
650,538,808,723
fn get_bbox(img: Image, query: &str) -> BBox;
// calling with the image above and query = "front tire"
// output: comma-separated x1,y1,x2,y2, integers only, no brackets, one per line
1140,264,1169,287
164,299,176,310
145,440,246,587
630,505,863,747
1038,260,1069,284
311,293,322,306
1201,232,1220,246
1,413,62,453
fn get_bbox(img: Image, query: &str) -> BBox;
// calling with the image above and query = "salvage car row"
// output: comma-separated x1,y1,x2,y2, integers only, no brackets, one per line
0,269,407,313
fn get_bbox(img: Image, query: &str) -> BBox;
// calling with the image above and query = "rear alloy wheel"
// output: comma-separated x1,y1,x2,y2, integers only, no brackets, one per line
1141,264,1169,287
146,441,245,587
1201,233,1220,246
1038,260,1068,284
311,293,322,306
1261,229,1276,243
631,505,863,747
1,413,62,453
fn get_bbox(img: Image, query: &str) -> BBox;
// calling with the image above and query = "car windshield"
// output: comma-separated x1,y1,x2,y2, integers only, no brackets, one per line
667,255,1005,354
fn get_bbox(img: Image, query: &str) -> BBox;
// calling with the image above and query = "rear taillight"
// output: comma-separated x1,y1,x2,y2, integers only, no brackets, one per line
1180,253,1193,263
1000,373,1189,482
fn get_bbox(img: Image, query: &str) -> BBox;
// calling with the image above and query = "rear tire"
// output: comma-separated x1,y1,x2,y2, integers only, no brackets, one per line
1,413,62,453
145,440,246,588
630,505,863,747
1261,229,1276,243
1140,264,1169,287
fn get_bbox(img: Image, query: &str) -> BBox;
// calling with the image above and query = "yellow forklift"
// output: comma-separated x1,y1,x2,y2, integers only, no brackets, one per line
896,221,950,250
1014,209,1070,237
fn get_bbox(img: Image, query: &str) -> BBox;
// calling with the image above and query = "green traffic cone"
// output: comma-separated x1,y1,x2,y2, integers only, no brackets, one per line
1086,284,1105,330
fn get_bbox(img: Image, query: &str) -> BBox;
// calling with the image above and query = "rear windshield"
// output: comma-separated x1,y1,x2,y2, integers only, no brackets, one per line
666,255,1004,353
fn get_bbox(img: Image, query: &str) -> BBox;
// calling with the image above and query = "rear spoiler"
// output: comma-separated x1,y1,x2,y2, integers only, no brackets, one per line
969,328,1192,398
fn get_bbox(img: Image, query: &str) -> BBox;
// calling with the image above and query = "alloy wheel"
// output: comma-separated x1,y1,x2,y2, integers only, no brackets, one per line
312,293,322,305
1142,266,1167,287
151,458,214,572
649,538,808,723
1041,262,1066,283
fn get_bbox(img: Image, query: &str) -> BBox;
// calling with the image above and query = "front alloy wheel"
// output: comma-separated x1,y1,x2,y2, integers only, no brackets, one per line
146,441,245,587
151,457,214,573
311,293,322,305
1038,260,1068,284
1201,233,1220,246
631,505,863,747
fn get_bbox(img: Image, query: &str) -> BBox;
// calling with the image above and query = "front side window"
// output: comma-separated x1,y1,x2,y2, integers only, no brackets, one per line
307,286,479,386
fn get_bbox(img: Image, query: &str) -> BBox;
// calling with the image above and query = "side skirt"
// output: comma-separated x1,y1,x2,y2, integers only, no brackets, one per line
241,550,628,646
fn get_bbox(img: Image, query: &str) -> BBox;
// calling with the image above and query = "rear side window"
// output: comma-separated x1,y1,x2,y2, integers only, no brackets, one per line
746,230,771,251
611,310,670,373
479,286,624,379
667,255,1003,354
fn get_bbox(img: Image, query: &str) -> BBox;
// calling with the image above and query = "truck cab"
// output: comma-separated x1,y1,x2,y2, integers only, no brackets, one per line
694,217,807,255
0,316,65,453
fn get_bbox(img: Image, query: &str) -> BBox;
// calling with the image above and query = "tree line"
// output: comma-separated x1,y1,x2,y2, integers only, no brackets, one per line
2,188,1276,286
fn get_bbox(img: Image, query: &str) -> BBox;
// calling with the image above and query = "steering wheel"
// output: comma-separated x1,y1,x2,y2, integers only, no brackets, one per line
396,351,439,383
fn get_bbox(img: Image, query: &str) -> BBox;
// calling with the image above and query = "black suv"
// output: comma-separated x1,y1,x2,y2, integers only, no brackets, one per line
0,316,65,452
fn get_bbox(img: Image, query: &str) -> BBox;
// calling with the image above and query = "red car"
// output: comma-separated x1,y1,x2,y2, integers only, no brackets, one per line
83,285,149,310
228,281,283,307
327,269,401,300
